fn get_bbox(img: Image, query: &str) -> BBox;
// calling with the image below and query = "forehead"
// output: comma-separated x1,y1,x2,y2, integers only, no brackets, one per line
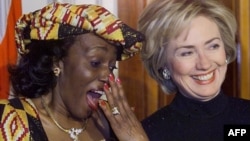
78,33,115,47
173,16,220,44
71,33,117,54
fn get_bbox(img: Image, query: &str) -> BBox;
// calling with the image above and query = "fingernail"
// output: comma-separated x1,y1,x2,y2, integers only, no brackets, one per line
104,83,109,90
109,74,114,82
116,78,121,84
99,100,106,107
131,107,135,111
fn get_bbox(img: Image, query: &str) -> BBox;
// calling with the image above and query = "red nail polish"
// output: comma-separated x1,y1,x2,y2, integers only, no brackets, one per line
100,100,106,106
116,78,121,84
104,83,109,90
109,74,114,81
131,107,135,112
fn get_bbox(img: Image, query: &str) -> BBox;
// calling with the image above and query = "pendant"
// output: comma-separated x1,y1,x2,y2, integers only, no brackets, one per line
69,128,83,141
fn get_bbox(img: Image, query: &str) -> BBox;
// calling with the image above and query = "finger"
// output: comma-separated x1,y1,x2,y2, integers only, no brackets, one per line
115,78,135,117
101,80,149,141
103,80,122,119
131,107,135,112
99,100,123,132
104,74,118,108
115,78,127,101
98,100,116,123
113,78,130,118
108,77,136,122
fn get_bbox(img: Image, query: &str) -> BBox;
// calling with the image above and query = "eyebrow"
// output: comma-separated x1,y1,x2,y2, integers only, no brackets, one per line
87,46,117,59
205,37,221,44
87,45,109,52
176,37,221,49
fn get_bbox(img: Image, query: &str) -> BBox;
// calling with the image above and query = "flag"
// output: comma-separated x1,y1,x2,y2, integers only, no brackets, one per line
0,0,22,99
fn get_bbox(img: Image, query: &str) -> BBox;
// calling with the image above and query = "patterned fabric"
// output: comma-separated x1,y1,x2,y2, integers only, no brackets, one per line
15,2,144,61
0,98,48,141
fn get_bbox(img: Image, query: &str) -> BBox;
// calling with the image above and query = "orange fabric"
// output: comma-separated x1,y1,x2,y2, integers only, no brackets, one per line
0,0,22,99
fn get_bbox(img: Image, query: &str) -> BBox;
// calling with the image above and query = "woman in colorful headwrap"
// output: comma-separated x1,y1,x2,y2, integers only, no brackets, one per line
0,3,148,141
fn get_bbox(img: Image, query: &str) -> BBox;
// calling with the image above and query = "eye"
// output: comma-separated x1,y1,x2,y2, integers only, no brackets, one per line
90,61,101,68
176,47,195,57
210,44,220,49
180,51,194,57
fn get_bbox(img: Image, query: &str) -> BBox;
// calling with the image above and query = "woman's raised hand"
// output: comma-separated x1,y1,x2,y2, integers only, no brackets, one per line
99,74,149,141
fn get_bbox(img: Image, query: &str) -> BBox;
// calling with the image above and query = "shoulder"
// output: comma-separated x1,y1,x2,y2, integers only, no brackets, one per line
0,97,40,140
141,105,176,140
142,105,173,128
0,97,39,120
0,97,38,117
0,97,40,125
227,96,250,107
227,96,250,111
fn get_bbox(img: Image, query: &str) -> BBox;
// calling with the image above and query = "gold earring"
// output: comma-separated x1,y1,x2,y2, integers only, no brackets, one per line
53,68,61,76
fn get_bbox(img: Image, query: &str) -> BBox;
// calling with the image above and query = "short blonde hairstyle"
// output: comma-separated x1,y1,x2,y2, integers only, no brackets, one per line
138,0,237,94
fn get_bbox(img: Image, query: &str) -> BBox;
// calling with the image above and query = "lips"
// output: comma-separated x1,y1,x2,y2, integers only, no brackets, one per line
86,90,105,110
192,71,215,85
192,72,214,81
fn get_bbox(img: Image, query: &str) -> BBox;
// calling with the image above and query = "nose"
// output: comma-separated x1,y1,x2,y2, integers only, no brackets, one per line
196,53,212,70
99,66,111,83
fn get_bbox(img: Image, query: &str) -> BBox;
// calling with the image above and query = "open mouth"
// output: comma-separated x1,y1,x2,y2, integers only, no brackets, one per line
86,90,105,110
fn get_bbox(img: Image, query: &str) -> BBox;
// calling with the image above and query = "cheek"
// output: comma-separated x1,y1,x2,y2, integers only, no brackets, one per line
70,68,94,84
169,60,193,77
61,64,93,87
208,46,227,64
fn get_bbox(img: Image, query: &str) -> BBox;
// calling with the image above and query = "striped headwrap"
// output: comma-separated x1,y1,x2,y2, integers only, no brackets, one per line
15,2,144,61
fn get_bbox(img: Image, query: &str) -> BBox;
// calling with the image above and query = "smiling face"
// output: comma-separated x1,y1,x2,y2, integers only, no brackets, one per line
56,33,117,119
166,16,227,101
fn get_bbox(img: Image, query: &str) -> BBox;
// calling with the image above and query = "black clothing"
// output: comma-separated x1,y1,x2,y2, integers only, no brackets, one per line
142,91,250,141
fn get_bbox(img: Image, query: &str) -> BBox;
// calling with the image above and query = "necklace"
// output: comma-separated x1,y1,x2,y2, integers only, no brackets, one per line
41,97,87,141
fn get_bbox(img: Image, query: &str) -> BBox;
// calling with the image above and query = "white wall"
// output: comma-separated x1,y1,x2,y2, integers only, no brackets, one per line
21,0,117,16
21,0,48,14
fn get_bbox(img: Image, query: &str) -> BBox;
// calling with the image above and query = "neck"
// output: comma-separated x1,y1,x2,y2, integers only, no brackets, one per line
41,96,88,141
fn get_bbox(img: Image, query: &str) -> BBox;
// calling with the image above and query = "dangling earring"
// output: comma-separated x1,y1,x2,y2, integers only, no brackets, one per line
162,68,170,80
53,67,61,76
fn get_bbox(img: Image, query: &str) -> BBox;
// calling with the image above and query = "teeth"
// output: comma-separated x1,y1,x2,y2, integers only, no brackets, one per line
94,90,105,95
193,72,213,81
99,94,107,101
93,90,107,101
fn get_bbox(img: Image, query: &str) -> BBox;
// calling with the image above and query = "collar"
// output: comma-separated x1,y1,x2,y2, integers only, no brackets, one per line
170,91,229,118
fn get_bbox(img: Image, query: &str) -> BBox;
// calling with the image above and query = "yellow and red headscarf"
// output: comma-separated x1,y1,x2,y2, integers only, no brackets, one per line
15,2,144,61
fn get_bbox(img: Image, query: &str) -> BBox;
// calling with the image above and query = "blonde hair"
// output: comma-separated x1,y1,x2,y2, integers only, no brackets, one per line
138,0,237,94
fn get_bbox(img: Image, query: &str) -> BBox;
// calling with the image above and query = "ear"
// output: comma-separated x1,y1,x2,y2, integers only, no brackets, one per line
53,58,64,72
58,60,64,71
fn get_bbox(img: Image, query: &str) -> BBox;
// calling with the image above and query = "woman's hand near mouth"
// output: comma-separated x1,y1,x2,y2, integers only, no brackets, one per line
99,74,149,141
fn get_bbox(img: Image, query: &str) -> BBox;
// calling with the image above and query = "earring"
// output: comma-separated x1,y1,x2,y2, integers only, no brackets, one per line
53,67,61,76
225,59,228,64
162,68,170,80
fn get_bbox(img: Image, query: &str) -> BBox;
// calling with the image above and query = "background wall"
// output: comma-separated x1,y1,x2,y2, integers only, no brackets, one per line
21,0,117,15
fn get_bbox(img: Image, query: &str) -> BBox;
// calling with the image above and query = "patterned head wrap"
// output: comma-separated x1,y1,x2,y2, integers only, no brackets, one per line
15,2,144,61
